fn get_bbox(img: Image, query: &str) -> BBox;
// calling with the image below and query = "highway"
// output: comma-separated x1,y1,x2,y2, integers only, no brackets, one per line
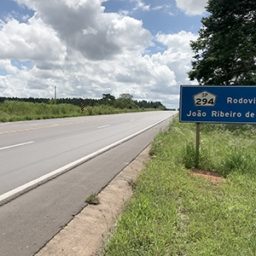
0,111,176,256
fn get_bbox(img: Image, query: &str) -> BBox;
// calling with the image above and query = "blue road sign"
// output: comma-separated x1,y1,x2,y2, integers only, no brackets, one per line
179,86,256,124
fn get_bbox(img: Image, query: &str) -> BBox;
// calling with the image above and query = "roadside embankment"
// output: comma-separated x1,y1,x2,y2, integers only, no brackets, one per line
104,120,256,255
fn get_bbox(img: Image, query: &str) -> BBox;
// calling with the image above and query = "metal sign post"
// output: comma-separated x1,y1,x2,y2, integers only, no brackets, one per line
195,123,200,168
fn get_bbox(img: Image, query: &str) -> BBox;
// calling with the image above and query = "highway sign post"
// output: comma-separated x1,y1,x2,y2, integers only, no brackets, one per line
179,85,256,167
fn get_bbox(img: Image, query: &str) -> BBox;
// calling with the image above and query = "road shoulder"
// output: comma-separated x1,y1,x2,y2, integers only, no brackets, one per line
36,146,151,256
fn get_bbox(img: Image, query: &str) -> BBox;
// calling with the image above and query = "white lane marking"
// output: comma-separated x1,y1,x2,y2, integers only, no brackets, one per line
97,124,111,129
0,124,61,135
0,141,34,151
0,113,175,206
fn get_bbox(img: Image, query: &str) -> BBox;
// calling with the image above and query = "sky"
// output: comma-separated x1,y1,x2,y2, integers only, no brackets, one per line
0,0,208,108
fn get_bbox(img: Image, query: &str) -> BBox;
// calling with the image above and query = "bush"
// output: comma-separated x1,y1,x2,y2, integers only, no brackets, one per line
0,101,141,122
183,142,197,169
181,123,256,177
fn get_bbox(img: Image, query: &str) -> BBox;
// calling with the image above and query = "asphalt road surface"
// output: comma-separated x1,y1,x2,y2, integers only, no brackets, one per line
0,111,176,256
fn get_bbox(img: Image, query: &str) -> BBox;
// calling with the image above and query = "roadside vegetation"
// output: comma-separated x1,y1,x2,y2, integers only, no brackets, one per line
0,94,166,122
103,120,256,256
0,101,136,122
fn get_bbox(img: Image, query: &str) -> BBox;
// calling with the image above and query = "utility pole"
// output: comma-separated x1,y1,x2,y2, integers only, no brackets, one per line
54,86,57,103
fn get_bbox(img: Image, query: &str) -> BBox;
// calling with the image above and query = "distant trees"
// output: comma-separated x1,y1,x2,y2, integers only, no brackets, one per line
119,93,133,100
0,97,49,104
0,94,166,110
135,100,165,110
101,93,116,104
189,0,256,85
114,94,138,109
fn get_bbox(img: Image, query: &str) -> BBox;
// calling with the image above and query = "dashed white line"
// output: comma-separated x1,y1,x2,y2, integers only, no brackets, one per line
0,141,34,151
97,124,111,129
0,124,61,135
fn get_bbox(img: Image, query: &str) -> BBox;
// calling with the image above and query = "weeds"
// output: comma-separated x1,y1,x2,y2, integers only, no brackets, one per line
104,121,256,256
85,194,100,205
183,142,197,168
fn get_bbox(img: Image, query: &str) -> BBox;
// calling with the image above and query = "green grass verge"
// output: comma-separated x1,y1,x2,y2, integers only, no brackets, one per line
103,120,256,256
0,101,142,122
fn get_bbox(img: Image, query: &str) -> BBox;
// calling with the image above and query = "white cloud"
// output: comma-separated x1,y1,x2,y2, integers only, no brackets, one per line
154,31,198,85
0,60,19,75
176,0,207,15
131,0,151,12
17,0,151,60
156,31,197,52
0,17,66,62
0,1,198,108
151,4,174,16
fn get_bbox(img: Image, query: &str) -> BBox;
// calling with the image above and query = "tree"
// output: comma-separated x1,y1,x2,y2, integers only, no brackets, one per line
119,93,133,100
189,0,256,85
101,94,116,105
102,93,115,102
114,94,138,109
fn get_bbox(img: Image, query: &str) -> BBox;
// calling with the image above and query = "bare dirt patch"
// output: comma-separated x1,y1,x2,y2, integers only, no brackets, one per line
36,146,151,256
190,168,225,185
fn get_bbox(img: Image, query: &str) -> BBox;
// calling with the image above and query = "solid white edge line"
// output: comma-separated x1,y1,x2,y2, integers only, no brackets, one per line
0,114,174,206
0,141,34,151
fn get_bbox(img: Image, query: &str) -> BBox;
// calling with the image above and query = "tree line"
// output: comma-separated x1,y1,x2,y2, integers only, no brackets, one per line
0,93,166,110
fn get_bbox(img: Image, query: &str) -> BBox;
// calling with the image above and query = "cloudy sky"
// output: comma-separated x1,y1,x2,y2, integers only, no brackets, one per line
0,0,208,108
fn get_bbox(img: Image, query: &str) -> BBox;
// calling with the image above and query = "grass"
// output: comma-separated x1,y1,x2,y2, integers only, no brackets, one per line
86,194,100,205
0,101,142,122
103,120,256,256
